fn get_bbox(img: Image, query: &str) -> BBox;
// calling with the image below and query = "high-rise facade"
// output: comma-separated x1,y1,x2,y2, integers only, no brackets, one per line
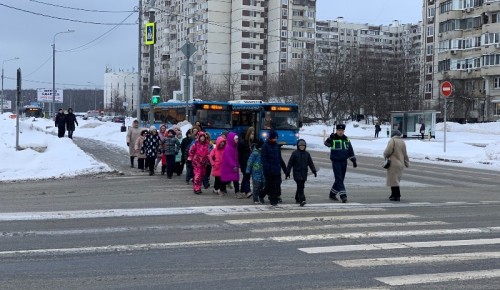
140,0,316,100
423,0,500,121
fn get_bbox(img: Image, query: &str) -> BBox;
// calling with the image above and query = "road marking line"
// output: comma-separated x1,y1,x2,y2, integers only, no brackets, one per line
299,238,500,254
251,221,448,233
335,251,500,267
0,201,497,221
275,227,500,243
0,238,266,257
226,214,418,225
375,269,500,286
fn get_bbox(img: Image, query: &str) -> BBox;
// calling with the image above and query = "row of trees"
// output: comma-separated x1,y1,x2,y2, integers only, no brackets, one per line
146,40,422,123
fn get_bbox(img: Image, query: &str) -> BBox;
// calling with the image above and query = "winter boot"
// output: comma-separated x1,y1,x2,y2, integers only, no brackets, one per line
130,156,135,168
161,165,166,175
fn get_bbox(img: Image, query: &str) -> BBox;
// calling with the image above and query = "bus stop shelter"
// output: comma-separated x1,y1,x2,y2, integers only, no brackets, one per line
390,111,438,138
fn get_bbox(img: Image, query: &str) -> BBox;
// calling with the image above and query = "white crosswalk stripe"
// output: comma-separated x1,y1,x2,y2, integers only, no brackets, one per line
375,269,500,286
335,252,500,267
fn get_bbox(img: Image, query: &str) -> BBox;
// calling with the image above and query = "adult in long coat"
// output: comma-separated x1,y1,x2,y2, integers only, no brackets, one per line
65,108,79,139
126,120,142,168
54,108,66,138
220,132,242,198
383,130,410,201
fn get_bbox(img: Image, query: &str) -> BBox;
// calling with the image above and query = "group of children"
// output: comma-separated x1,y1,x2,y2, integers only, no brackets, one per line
128,121,318,207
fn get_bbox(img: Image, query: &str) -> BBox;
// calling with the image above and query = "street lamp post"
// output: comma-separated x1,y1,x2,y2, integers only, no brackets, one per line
52,29,75,118
1,57,20,114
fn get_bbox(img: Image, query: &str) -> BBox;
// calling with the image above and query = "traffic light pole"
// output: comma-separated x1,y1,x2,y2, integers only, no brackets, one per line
148,9,155,127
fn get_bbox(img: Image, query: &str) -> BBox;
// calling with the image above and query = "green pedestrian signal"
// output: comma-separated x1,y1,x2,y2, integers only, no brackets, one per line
151,86,161,105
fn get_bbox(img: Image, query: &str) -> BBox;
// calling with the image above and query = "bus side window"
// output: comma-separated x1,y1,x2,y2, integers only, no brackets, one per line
264,112,272,129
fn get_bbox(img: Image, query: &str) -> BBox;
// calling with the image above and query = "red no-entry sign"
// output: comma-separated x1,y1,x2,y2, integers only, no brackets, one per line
441,81,453,97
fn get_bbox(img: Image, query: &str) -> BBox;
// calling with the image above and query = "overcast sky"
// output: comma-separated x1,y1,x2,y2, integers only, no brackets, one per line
0,0,422,92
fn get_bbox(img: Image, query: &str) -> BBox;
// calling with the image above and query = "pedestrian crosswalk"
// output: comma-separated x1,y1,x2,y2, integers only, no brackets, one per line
216,202,500,288
1,201,499,288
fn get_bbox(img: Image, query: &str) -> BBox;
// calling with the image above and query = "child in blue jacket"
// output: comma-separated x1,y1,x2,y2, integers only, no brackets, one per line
246,139,265,204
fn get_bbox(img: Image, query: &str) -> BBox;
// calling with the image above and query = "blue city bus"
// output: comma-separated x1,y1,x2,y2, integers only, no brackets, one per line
139,100,232,141
139,100,187,128
191,100,232,141
230,100,300,145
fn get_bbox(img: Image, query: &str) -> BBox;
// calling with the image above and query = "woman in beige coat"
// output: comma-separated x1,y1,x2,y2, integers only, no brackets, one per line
126,120,142,168
383,130,409,201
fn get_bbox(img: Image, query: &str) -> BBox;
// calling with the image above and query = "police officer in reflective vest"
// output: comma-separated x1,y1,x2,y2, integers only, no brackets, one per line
324,124,357,203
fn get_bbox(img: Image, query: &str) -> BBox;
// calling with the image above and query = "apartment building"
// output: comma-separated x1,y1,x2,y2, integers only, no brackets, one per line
314,19,422,109
140,0,316,100
103,70,139,113
423,0,500,121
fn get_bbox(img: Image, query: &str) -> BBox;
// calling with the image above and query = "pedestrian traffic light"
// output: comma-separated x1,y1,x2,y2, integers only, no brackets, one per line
151,86,161,105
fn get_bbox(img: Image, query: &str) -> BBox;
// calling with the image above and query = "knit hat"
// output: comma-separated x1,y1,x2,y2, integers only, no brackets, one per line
391,129,402,137
150,125,157,131
297,139,306,149
268,130,278,139
336,124,346,130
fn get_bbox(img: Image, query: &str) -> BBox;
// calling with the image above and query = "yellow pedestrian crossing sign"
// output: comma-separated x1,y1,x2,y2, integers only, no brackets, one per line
145,22,155,45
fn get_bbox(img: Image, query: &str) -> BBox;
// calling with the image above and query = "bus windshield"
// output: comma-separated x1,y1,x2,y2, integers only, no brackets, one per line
265,111,299,130
196,110,232,129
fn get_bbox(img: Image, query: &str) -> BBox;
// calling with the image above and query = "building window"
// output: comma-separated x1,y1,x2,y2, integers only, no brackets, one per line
281,0,288,4
427,64,433,74
425,83,432,93
494,77,500,89
426,44,433,55
427,26,434,37
496,103,500,115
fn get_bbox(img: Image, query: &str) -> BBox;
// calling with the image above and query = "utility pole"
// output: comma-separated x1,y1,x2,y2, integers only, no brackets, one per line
136,0,143,121
145,7,156,126
16,68,21,151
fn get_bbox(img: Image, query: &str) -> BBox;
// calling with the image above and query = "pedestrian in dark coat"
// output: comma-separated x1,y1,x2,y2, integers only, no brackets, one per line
181,129,193,182
374,123,381,138
65,108,79,139
419,123,426,140
324,124,357,203
286,139,317,206
143,126,162,176
238,127,255,198
261,130,287,207
55,108,66,138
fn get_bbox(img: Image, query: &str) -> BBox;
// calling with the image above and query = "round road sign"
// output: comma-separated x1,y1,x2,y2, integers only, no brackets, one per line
441,81,453,97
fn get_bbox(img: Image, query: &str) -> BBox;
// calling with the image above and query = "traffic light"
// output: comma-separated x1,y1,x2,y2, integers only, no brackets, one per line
151,86,161,105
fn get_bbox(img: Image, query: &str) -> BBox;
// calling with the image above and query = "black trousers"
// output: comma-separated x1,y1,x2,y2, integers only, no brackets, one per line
137,158,145,170
175,161,184,176
265,174,282,205
295,180,306,203
57,126,65,138
146,156,156,174
166,155,176,177
214,176,227,192
68,130,74,139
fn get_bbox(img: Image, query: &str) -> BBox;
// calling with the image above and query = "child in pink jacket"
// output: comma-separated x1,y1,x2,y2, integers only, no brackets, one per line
188,131,210,194
209,135,227,196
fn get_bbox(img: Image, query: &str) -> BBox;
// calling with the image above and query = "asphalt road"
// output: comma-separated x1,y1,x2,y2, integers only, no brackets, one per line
0,137,499,289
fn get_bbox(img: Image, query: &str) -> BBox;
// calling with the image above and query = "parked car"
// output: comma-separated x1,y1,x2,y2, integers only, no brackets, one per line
113,116,125,123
